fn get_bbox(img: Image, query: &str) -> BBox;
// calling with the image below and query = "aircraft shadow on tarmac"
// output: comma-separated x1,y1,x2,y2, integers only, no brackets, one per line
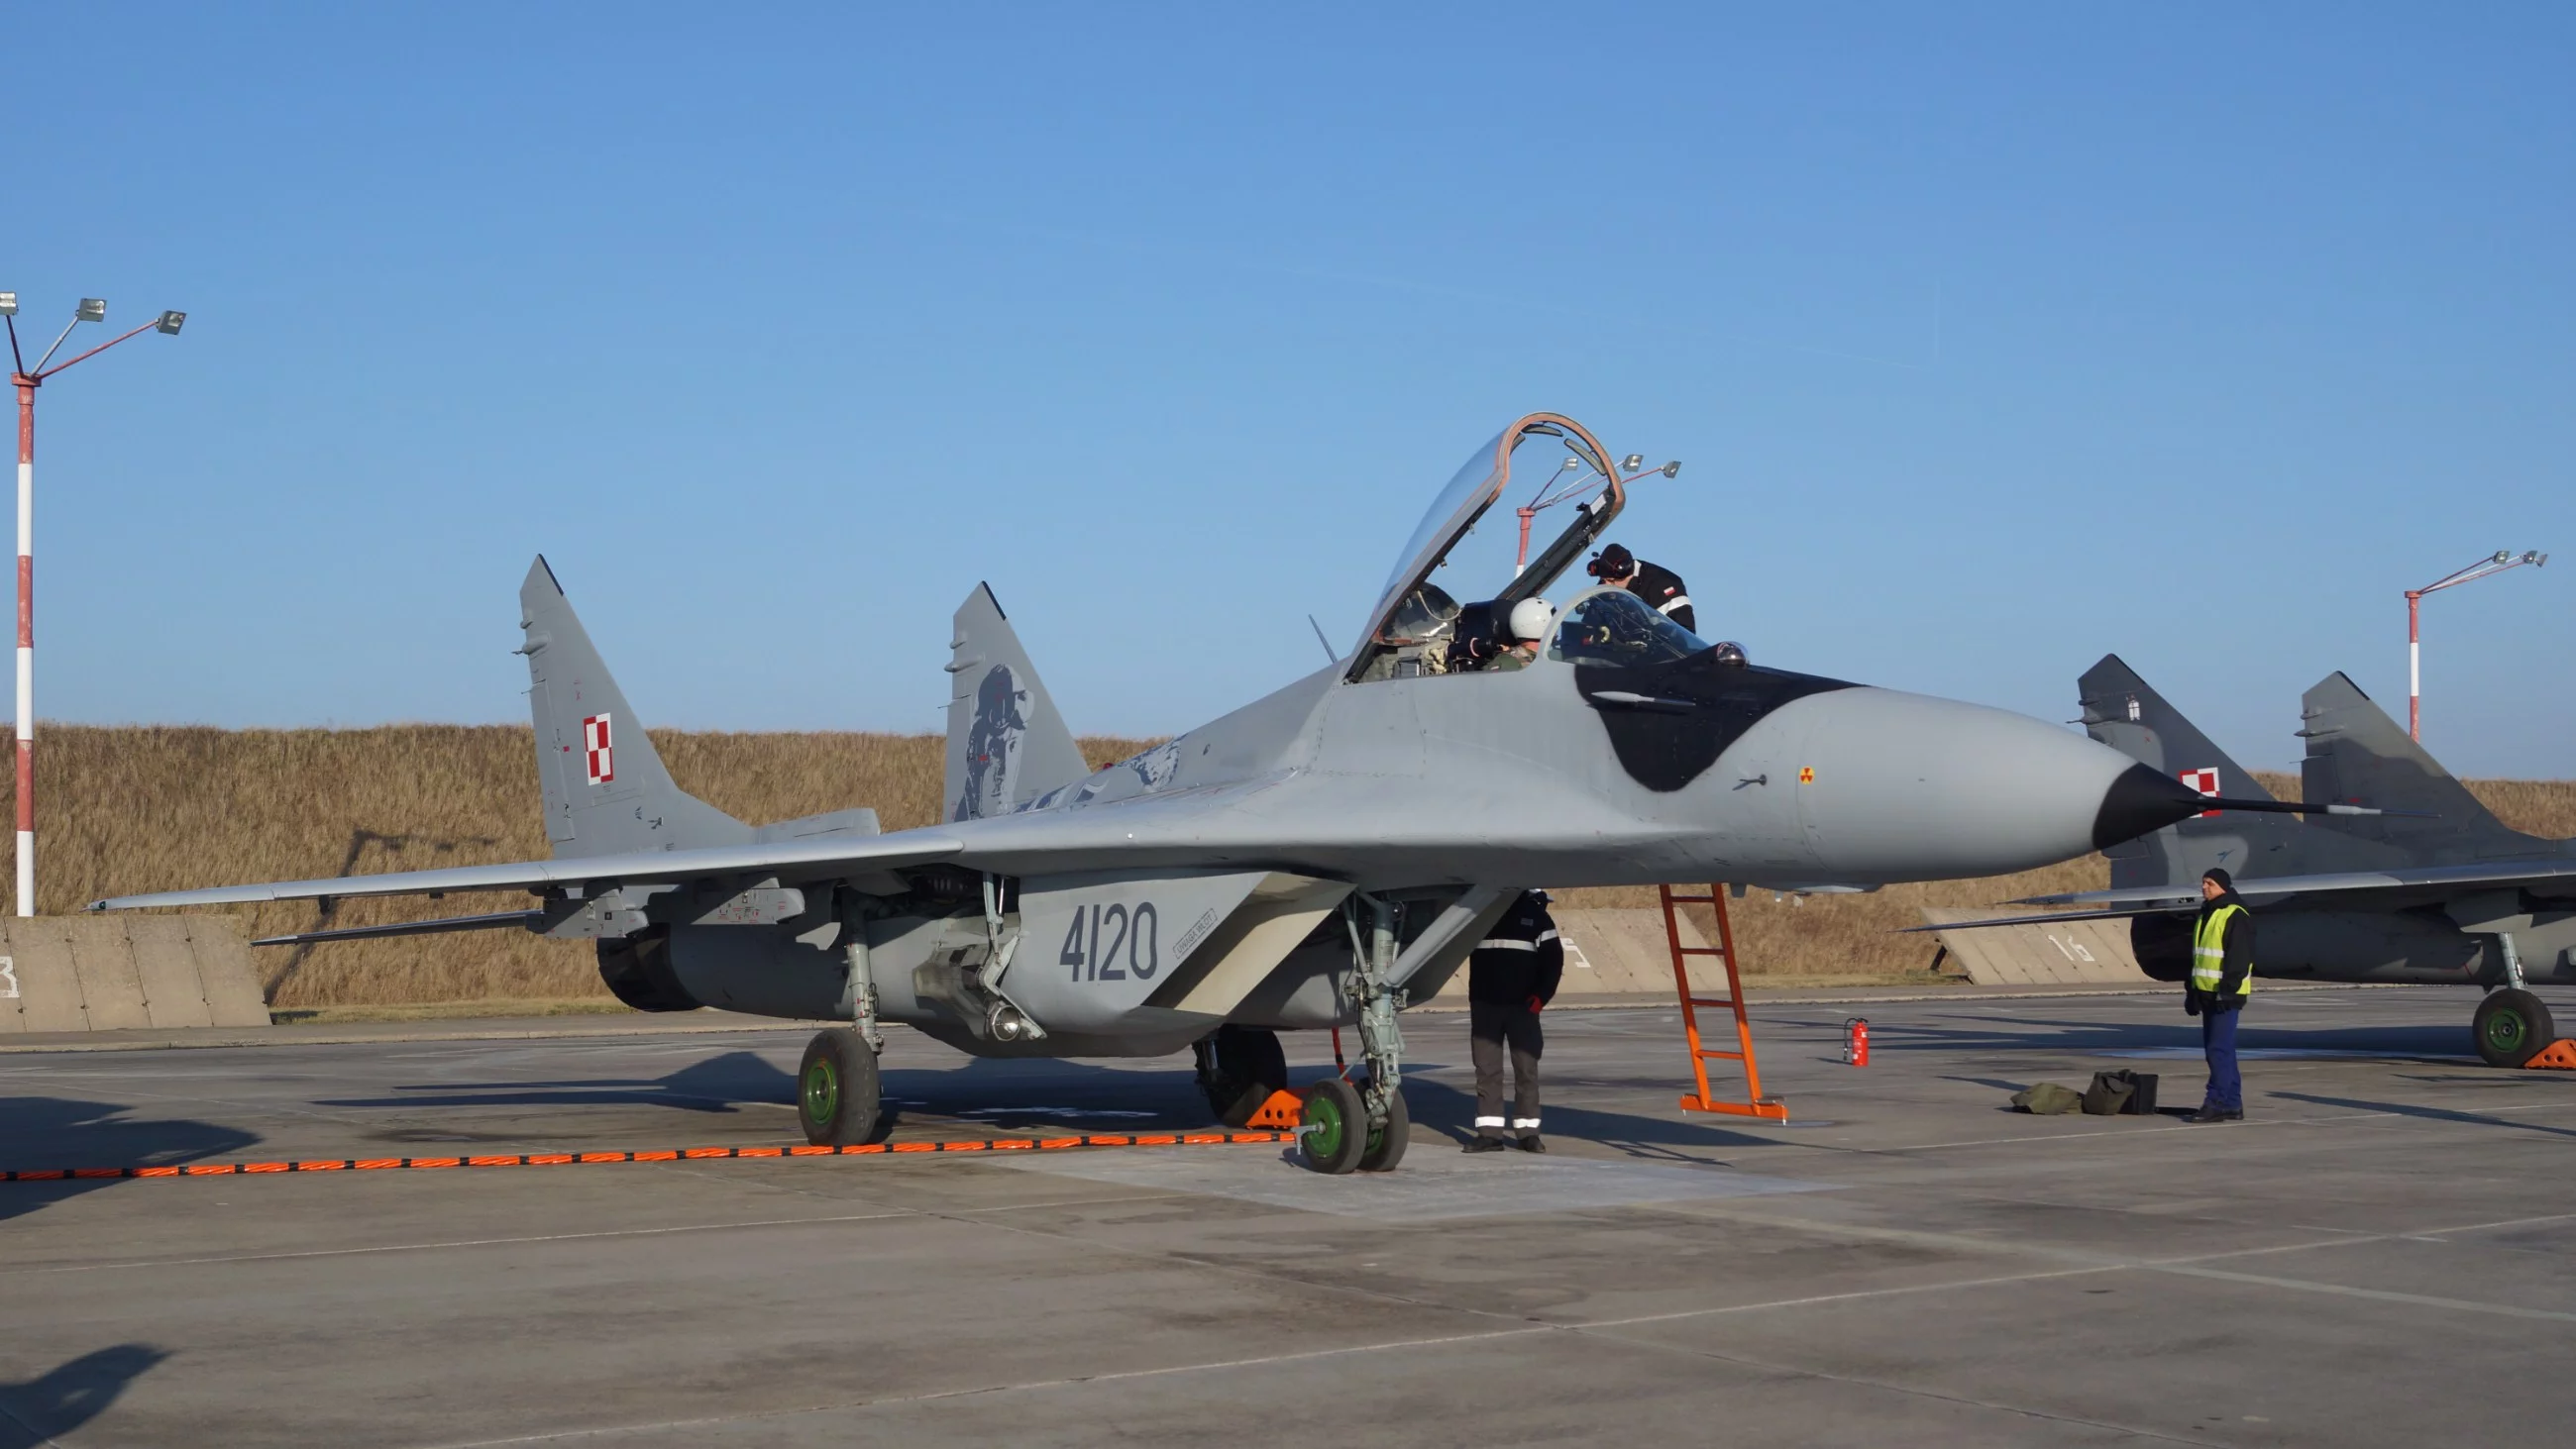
0,1345,168,1449
314,1051,802,1116
0,1098,261,1224
1849,1013,2473,1061
2270,1088,2576,1140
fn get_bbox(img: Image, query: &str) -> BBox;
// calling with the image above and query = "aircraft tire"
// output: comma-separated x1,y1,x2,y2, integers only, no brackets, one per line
1297,1077,1368,1175
1356,1081,1409,1173
1195,1025,1288,1127
798,1029,884,1146
2472,988,2554,1069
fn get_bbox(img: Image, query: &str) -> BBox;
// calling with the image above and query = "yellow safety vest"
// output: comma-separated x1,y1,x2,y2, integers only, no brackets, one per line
2191,902,2252,995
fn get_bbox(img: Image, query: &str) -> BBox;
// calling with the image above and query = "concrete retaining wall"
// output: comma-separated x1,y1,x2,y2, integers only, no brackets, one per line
0,915,268,1033
1918,906,2145,985
1422,907,1721,1002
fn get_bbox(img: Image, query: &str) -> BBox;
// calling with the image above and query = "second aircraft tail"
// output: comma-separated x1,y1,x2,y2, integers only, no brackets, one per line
2077,654,2308,887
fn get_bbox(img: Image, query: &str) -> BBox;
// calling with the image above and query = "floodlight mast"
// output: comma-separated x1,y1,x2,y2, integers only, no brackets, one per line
2406,549,2544,742
5,296,186,915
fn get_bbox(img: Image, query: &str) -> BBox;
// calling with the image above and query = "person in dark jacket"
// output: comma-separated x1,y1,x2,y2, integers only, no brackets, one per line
2184,867,2256,1123
1586,543,1695,634
1464,889,1563,1153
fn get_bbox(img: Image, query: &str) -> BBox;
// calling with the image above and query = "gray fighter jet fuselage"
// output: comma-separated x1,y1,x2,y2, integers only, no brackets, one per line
1948,655,2575,1067
95,415,2216,1169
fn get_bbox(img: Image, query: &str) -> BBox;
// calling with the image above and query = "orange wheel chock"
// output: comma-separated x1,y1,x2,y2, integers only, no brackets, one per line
2523,1039,2576,1071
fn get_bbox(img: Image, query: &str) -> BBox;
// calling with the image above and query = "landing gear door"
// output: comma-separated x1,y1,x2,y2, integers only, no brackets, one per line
1008,870,1273,1034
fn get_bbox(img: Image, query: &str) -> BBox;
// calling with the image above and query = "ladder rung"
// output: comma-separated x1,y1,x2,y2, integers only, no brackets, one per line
1674,946,1725,957
1683,996,1737,1008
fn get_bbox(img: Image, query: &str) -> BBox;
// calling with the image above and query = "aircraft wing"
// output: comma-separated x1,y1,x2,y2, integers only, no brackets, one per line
1908,856,2576,934
88,831,970,912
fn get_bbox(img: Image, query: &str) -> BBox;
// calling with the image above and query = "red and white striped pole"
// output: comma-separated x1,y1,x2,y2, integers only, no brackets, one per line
1,299,188,915
14,372,32,915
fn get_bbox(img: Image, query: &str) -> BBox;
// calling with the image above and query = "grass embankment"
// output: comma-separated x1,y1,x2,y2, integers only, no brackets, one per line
12,727,2571,1008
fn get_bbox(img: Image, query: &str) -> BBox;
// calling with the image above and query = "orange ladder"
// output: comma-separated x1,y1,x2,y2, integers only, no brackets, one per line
1660,882,1789,1121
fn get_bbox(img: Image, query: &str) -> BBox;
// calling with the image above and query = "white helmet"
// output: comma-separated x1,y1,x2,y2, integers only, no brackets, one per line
1507,597,1555,645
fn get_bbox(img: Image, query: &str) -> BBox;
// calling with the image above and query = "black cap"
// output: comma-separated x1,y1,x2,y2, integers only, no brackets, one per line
2201,867,2233,890
1587,543,1635,578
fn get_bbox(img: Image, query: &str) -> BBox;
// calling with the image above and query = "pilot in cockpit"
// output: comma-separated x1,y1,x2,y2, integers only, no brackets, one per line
1445,598,1553,673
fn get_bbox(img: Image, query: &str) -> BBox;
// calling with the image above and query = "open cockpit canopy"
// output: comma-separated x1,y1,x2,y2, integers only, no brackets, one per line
1349,414,1626,682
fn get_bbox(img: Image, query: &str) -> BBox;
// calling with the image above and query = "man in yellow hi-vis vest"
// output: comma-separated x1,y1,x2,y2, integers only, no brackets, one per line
2185,868,2256,1123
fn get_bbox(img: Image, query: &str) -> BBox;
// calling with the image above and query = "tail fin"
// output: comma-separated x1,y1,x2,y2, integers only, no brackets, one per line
518,558,751,857
2076,654,2306,886
2299,673,2544,858
944,583,1089,822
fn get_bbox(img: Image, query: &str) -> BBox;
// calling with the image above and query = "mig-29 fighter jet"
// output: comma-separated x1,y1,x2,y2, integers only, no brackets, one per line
95,415,2233,1172
1931,656,2576,1068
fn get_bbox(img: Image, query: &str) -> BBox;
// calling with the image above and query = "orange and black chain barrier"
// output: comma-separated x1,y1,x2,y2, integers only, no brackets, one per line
1,1130,1298,1182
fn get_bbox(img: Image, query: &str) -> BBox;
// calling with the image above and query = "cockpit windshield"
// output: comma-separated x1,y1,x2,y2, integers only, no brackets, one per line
1349,415,1627,682
1548,587,1710,667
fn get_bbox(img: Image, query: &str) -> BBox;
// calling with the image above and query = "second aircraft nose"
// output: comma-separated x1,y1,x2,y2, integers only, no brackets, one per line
1787,688,2201,881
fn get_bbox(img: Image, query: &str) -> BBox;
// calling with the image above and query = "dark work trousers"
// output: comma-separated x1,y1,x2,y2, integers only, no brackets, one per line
1469,999,1544,1137
2201,1006,2243,1111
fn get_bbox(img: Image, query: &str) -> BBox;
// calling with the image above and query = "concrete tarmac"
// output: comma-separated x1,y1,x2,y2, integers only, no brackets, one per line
1,984,2570,1446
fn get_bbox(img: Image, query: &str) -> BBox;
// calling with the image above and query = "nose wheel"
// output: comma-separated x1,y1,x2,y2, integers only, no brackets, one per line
799,1029,885,1146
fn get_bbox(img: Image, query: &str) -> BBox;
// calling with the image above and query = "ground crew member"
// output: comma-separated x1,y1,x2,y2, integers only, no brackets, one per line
1464,888,1563,1153
1586,543,1695,633
2185,867,2255,1123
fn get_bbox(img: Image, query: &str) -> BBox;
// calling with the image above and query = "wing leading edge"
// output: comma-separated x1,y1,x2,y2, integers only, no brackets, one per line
1909,857,2576,934
88,832,971,913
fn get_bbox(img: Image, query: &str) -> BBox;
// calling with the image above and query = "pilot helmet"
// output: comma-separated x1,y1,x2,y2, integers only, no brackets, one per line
1507,597,1555,644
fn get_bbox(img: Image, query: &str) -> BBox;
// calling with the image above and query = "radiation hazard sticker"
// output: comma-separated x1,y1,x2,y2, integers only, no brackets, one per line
584,713,615,785
2180,767,2220,817
1797,766,1815,783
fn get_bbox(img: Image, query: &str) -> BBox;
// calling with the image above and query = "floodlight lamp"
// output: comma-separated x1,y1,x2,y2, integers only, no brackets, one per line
1621,454,1644,471
75,299,105,323
0,293,15,318
155,310,185,336
1660,461,1681,478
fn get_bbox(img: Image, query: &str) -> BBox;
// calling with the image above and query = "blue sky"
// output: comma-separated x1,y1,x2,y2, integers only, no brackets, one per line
8,5,2569,776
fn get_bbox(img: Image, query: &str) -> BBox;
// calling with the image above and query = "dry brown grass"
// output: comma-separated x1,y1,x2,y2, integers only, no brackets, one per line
9,730,2568,1003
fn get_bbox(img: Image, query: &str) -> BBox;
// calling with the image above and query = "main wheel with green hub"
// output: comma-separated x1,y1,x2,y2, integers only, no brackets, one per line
1193,1025,1288,1128
1356,1080,1409,1173
2472,987,2554,1069
1297,1077,1368,1175
798,1029,884,1146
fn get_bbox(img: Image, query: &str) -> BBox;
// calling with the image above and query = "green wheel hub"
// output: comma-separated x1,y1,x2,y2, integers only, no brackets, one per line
1305,1093,1345,1160
2484,1008,2529,1056
803,1056,840,1128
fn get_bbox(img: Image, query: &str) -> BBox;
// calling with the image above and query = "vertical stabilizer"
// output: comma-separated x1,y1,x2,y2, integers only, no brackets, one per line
2076,655,2306,886
2299,673,2544,859
945,583,1090,822
518,558,751,857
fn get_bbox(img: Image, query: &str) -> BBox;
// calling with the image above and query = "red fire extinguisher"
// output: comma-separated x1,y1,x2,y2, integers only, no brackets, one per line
1843,1017,1870,1067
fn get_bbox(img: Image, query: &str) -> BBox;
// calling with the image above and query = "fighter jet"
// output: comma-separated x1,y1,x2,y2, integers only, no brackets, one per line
1930,655,2574,1067
92,415,2225,1172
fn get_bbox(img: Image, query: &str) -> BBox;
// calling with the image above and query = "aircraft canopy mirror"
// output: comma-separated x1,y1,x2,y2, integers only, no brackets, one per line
156,310,186,336
1620,454,1644,471
75,298,105,323
1660,461,1681,478
0,293,16,318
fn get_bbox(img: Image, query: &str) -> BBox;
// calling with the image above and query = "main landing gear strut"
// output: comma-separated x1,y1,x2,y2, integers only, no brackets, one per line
1299,893,1411,1175
2473,931,2557,1070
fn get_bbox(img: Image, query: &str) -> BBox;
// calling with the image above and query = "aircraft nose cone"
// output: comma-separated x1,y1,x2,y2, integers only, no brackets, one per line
1789,689,2165,880
2091,762,2211,850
